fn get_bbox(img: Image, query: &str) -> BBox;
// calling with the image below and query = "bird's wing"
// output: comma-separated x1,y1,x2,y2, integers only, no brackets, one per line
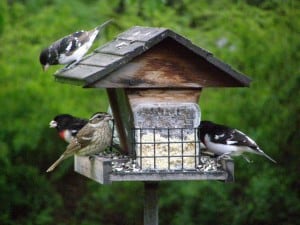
63,32,84,56
209,125,236,144
69,119,88,136
229,130,276,163
209,125,257,148
73,30,93,47
75,125,95,148
52,31,87,56
227,129,258,148
61,124,94,155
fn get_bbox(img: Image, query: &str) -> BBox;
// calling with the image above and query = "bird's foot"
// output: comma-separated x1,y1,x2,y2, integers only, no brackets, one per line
242,155,253,163
216,154,233,162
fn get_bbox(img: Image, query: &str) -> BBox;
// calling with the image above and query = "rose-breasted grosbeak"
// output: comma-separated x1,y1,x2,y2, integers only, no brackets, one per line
39,19,112,71
49,114,88,143
46,112,113,172
198,121,276,163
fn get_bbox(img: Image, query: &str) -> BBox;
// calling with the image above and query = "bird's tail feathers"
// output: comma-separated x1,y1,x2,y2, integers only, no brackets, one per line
262,152,277,163
46,155,65,172
95,19,113,33
259,150,277,163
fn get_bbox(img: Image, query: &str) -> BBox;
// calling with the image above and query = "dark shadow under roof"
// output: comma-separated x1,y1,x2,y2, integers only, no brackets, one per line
54,26,251,87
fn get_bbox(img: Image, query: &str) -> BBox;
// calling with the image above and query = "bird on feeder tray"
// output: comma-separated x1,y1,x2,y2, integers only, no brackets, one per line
39,19,113,71
46,112,113,172
49,114,88,143
198,120,276,163
50,113,121,148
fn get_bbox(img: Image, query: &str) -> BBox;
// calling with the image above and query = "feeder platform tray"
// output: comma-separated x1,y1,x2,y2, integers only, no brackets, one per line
74,155,234,184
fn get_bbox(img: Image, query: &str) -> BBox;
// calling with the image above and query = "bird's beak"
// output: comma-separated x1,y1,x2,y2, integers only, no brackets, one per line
106,115,113,121
49,120,57,128
43,64,49,71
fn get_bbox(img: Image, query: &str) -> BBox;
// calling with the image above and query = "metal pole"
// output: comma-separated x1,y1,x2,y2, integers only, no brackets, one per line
144,182,159,225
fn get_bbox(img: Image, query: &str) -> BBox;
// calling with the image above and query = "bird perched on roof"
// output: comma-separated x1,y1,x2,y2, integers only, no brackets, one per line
39,19,113,71
49,114,88,143
198,120,276,163
46,112,113,172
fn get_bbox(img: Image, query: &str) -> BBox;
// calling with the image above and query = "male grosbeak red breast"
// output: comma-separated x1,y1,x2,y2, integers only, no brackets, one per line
49,114,88,143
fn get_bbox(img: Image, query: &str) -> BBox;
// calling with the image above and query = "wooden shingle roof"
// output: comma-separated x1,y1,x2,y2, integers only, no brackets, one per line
55,26,251,88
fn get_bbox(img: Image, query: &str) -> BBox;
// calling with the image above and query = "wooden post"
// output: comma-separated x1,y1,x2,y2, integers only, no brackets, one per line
144,182,159,225
221,159,234,182
106,88,135,156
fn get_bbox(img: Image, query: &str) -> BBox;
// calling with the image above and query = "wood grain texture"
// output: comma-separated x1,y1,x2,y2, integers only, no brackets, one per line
107,88,135,156
90,38,245,88
127,89,201,108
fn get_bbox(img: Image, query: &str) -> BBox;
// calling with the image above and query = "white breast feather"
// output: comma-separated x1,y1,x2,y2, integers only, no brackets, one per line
205,134,243,156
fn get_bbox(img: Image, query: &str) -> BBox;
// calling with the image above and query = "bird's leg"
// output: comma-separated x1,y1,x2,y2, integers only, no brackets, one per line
216,153,233,161
242,155,253,163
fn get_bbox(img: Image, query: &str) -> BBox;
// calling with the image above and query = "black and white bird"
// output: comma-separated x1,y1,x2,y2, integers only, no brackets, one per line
39,19,113,71
49,114,88,143
46,112,113,172
198,120,276,163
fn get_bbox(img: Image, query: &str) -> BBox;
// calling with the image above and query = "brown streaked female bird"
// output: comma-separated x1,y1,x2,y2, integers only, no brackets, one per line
46,112,113,172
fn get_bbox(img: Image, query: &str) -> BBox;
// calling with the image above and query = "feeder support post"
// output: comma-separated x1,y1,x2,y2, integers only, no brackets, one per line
144,182,159,225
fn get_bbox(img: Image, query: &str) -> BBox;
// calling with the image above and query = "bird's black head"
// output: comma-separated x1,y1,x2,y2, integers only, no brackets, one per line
40,47,59,71
49,114,75,131
198,121,215,142
39,48,50,71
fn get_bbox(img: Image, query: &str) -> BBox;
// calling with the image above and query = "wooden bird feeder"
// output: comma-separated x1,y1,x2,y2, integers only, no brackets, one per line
54,26,251,225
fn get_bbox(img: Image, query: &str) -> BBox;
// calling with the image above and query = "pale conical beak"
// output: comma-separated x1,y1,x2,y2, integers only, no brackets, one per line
105,115,113,121
43,64,50,71
49,120,57,128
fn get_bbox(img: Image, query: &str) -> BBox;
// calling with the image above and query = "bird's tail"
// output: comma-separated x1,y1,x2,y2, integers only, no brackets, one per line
46,155,65,172
95,19,113,36
259,150,277,163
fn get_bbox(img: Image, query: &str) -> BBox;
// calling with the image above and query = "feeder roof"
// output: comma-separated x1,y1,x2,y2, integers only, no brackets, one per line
54,26,251,88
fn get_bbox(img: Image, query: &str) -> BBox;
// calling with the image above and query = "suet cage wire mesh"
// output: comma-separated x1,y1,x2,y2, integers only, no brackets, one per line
132,127,201,171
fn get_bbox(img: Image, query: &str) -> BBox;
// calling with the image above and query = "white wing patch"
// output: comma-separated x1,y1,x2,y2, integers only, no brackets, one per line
66,41,73,52
226,140,238,145
235,129,257,146
214,133,225,140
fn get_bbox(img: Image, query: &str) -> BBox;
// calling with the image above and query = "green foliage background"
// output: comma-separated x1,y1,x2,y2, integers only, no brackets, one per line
0,0,299,224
